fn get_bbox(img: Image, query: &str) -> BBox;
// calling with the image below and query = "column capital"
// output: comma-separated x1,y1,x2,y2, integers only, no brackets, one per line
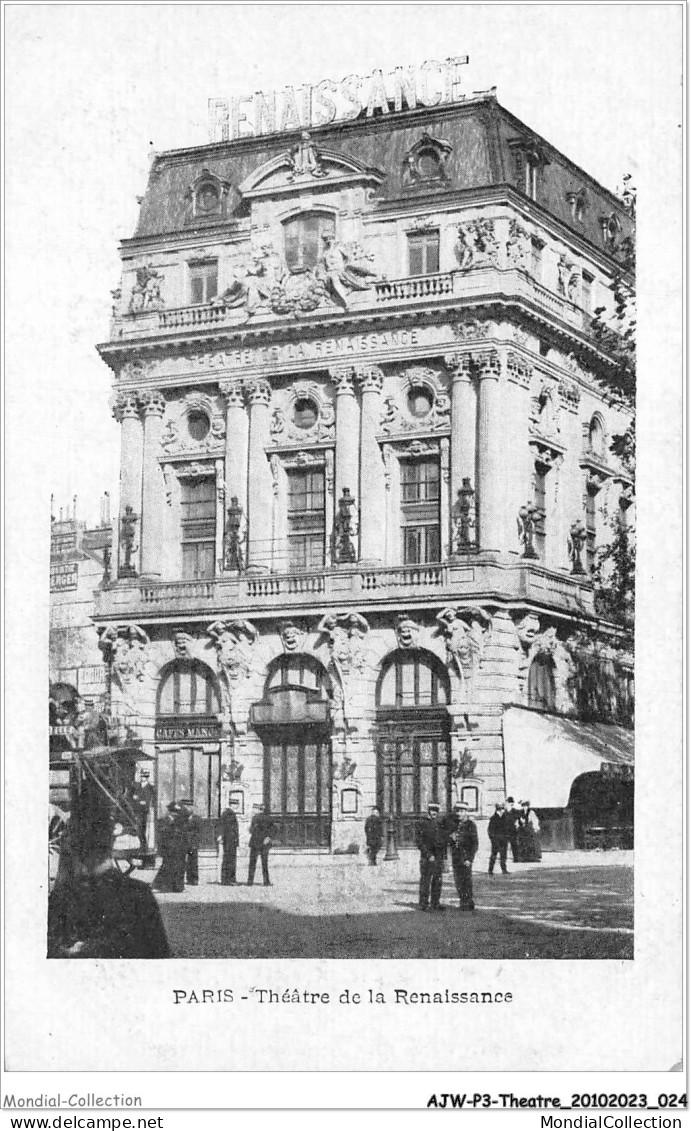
443,351,473,381
355,365,384,394
506,350,532,388
111,392,141,422
475,350,501,381
138,389,166,417
328,367,357,396
245,378,272,407
219,378,246,408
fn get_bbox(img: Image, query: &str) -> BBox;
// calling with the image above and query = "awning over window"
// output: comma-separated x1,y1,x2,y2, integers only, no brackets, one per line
502,707,635,809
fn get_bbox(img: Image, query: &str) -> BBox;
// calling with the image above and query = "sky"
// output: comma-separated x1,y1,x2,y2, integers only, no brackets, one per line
5,3,682,525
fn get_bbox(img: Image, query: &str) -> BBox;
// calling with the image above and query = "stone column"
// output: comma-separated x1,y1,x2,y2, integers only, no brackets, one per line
356,365,385,564
444,351,477,553
329,366,360,507
476,350,503,553
219,378,249,513
112,392,144,577
138,389,166,578
245,379,273,571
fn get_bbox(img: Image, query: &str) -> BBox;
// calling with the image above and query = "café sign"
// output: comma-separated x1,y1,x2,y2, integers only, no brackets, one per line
209,58,469,142
155,717,222,743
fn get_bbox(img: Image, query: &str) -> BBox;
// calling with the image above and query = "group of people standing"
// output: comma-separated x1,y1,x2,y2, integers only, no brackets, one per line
153,801,276,893
488,797,542,874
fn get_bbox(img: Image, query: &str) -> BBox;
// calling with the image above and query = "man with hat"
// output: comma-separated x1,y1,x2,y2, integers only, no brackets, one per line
131,768,155,853
447,801,479,911
488,802,511,875
179,799,202,885
153,803,187,893
414,801,449,912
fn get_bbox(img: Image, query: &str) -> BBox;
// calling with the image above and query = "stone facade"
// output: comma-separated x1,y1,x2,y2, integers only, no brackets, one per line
93,93,634,850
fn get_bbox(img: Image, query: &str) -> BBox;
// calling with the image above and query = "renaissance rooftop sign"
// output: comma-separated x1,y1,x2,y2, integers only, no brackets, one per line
209,58,470,142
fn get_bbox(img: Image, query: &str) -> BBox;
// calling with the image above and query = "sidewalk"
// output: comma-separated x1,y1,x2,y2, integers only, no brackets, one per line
144,850,634,959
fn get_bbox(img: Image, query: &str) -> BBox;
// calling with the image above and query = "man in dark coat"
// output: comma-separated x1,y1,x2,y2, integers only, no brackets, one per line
217,804,240,885
364,806,384,865
180,799,202,885
153,803,187,893
415,802,448,911
247,804,275,886
488,802,511,875
131,769,155,852
505,796,521,863
447,802,479,910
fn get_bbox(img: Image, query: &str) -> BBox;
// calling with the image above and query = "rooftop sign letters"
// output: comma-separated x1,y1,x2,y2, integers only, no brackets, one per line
209,58,469,142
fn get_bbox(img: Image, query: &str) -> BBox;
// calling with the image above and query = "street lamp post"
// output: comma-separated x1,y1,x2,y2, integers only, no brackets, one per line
381,727,400,861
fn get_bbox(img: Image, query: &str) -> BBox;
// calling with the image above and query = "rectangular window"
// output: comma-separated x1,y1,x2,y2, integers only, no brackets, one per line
400,458,441,564
189,260,218,305
181,476,216,579
407,231,440,276
531,238,543,282
534,464,547,560
287,467,325,571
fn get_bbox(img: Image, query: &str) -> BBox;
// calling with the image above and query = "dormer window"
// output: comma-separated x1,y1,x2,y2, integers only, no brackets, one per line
510,140,549,202
402,133,452,188
187,168,230,224
566,188,588,223
600,212,621,248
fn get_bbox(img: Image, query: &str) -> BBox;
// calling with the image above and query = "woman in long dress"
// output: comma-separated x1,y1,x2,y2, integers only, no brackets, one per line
516,800,542,862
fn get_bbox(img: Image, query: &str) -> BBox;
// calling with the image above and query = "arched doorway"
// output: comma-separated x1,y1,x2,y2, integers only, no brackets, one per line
375,649,451,846
569,769,634,849
250,654,333,848
155,659,223,848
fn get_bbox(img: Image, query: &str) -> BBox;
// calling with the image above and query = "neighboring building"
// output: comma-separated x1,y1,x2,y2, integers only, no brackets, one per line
49,498,113,806
94,90,634,853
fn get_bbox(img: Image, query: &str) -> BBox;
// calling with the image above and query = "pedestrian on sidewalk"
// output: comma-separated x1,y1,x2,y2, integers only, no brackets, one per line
488,802,511,875
516,800,542,862
448,802,479,910
415,802,448,912
505,796,521,863
180,799,202,886
153,802,187,893
217,804,240,885
364,806,383,865
247,804,275,886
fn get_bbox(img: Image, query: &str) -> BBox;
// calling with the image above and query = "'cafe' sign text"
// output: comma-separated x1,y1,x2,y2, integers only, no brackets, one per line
209,58,470,142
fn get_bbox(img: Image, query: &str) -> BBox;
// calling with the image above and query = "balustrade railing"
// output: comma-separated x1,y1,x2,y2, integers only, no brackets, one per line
374,274,453,302
158,304,231,329
359,564,447,590
140,579,216,604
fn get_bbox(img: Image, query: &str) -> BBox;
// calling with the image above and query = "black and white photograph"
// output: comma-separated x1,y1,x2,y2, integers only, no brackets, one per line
4,0,683,1089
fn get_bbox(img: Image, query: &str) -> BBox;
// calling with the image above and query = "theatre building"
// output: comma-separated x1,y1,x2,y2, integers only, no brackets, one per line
94,87,634,853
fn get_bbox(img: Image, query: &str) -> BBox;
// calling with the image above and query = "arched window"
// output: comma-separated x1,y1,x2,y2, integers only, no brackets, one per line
283,213,333,273
527,654,556,711
264,653,332,699
376,649,450,709
589,415,605,456
156,660,221,716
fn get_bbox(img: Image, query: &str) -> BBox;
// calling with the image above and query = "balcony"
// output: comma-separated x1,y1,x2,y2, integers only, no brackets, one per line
110,266,589,344
95,557,595,623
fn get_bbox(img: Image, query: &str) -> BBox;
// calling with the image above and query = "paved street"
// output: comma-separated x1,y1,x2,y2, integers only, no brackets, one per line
142,850,634,960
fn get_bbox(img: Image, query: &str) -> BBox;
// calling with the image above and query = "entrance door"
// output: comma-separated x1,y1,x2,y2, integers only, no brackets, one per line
263,737,331,848
156,747,221,849
377,732,451,847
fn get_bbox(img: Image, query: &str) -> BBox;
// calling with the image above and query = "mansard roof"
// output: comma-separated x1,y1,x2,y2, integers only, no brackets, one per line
131,95,634,261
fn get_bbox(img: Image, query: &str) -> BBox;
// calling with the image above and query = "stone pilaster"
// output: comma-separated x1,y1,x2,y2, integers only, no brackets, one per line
444,351,477,555
355,365,385,564
476,350,503,552
138,389,166,578
112,392,144,576
219,378,248,514
245,379,273,571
